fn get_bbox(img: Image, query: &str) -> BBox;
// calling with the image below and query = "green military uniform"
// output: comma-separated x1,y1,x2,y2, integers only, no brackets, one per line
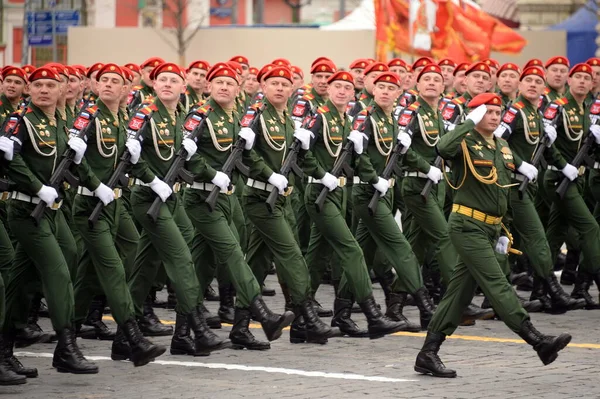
181,85,201,113
0,96,18,277
348,89,373,118
441,92,473,129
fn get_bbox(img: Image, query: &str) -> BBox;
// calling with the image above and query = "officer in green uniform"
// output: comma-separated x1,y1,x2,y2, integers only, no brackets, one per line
181,60,210,112
542,63,600,308
414,93,571,378
302,70,405,338
496,63,520,108
493,65,584,313
348,62,389,118
2,66,98,374
123,62,227,357
350,71,434,331
128,57,164,111
243,65,333,344
229,56,253,115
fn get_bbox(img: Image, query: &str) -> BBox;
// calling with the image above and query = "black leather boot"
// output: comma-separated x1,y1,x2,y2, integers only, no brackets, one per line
530,276,553,312
0,339,25,385
310,297,333,318
170,313,196,356
261,285,276,297
52,328,99,374
331,297,369,338
230,308,270,350
413,287,436,331
81,296,115,340
517,319,571,365
515,289,543,313
414,331,457,378
571,271,600,309
543,274,585,313
3,334,37,378
26,295,55,343
111,326,131,361
300,299,332,344
461,303,495,324
218,284,235,324
187,307,229,356
289,306,307,344
14,324,51,348
199,303,222,329
121,318,165,367
249,296,294,341
166,285,177,309
359,294,407,339
204,285,219,301
560,250,579,285
138,298,174,336
280,283,294,312
384,293,421,332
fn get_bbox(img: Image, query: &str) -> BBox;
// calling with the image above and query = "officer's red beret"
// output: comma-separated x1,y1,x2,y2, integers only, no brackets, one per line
363,62,389,76
22,65,36,75
291,66,304,79
121,67,134,82
263,66,293,83
465,62,491,76
187,60,210,73
258,64,276,82
86,63,104,78
96,63,126,82
468,93,502,108
150,62,185,81
65,65,81,80
388,58,407,69
569,63,593,78
230,55,249,66
141,57,165,69
207,63,239,83
523,59,543,70
417,64,442,82
123,63,141,75
248,67,259,76
482,58,500,70
453,62,470,76
412,57,435,70
373,72,401,87
586,57,600,67
349,59,371,70
311,57,333,68
438,58,457,68
45,63,69,78
520,66,545,81
497,63,521,77
226,61,243,76
310,61,336,75
271,58,292,69
327,71,354,85
545,56,570,69
0,66,27,82
28,67,61,82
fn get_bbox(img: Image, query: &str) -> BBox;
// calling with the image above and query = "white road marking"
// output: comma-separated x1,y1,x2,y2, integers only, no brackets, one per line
15,351,416,383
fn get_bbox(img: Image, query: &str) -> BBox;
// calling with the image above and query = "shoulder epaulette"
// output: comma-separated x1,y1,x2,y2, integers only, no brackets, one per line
303,93,314,101
543,87,551,95
359,93,369,101
407,101,420,111
132,85,143,91
555,97,568,106
453,96,466,105
512,101,525,110
317,105,329,114
408,89,418,95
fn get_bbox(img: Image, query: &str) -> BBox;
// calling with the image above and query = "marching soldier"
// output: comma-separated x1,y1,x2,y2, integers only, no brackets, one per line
482,58,500,91
542,56,570,108
244,67,261,100
291,66,305,93
496,63,521,107
585,58,600,101
124,63,142,87
348,62,389,117
438,58,456,97
414,93,571,378
388,58,409,88
182,60,210,112
290,59,336,124
348,59,369,98
128,57,164,111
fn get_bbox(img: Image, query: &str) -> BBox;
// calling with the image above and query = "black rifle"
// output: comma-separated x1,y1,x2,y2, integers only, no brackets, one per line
87,104,155,227
265,140,304,213
367,138,406,216
146,106,212,223
420,156,443,202
0,104,30,194
205,104,265,212
30,105,100,225
555,124,598,199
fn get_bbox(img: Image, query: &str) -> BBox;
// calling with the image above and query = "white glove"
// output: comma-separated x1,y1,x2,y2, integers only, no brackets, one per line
348,130,368,155
68,137,87,164
517,161,538,181
294,120,302,130
561,164,578,181
238,127,256,150
148,177,172,202
493,126,505,139
182,138,197,161
397,132,412,154
544,125,557,147
125,139,142,165
267,172,288,194
372,177,389,196
495,236,509,255
293,128,314,150
211,171,231,193
590,125,600,145
0,137,14,161
36,185,59,208
465,105,487,125
320,172,338,191
93,183,115,206
426,166,443,184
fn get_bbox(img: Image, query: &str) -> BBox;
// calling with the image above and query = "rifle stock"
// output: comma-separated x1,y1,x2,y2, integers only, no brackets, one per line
266,139,303,213
420,156,443,202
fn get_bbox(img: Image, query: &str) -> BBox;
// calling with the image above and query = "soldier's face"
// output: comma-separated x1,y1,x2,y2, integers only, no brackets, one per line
66,75,83,101
466,72,490,96
292,73,304,91
187,68,207,92
441,66,455,90
142,67,154,86
390,66,407,85
568,72,593,97
132,72,142,86
327,80,354,109
453,71,467,94
262,77,293,108
2,76,26,101
489,67,498,89
590,65,600,92
154,73,186,102
350,68,365,90
416,73,444,100
244,74,260,96
403,72,414,91
372,82,400,109
364,72,382,93
89,72,99,95
478,105,501,133
546,64,569,90
497,70,519,96
97,73,127,103
518,75,545,104
29,79,61,108
209,76,239,106
312,72,332,96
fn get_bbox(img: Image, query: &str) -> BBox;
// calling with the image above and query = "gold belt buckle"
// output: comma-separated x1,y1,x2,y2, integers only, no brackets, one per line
283,186,294,197
128,177,135,187
338,177,346,187
0,192,10,201
226,186,235,195
113,188,122,198
388,178,396,187
173,183,181,193
51,200,63,210
63,182,71,191
578,166,586,176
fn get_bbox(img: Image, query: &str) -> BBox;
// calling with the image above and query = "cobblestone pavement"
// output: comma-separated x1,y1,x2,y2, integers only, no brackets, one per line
5,274,600,399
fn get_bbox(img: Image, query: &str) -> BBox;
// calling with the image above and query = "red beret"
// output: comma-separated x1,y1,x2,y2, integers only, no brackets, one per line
363,62,389,76
28,67,61,82
327,71,354,85
412,57,435,70
206,63,239,83
468,93,502,108
586,57,600,67
248,67,259,76
0,66,27,82
417,64,442,82
121,67,134,82
569,63,593,78
65,65,81,80
45,63,69,78
226,61,243,76
141,57,165,69
349,59,371,70
22,64,35,75
310,61,336,75
453,62,470,76
263,66,293,83
291,66,303,79
258,64,276,82
124,63,141,75
311,57,333,68
482,58,500,70
545,56,570,69
497,63,521,77
373,72,401,87
523,59,543,70
230,55,249,66
465,62,491,76
271,58,292,69
187,60,210,72
520,66,546,81
150,62,185,81
438,58,457,68
86,63,104,78
96,63,126,82
387,58,407,69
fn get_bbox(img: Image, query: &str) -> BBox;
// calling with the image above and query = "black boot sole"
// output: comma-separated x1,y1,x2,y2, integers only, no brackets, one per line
53,363,99,374
414,365,457,378
0,378,27,385
139,329,174,337
539,334,572,365
131,345,166,367
231,342,271,350
194,340,231,356
111,352,130,361
170,346,196,356
263,312,295,342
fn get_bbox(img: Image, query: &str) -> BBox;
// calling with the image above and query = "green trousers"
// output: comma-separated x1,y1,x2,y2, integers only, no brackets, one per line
72,196,139,325
185,188,260,308
0,219,14,282
127,187,199,315
244,188,310,305
353,185,423,294
5,201,76,331
428,213,529,336
291,180,311,255
304,183,372,302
